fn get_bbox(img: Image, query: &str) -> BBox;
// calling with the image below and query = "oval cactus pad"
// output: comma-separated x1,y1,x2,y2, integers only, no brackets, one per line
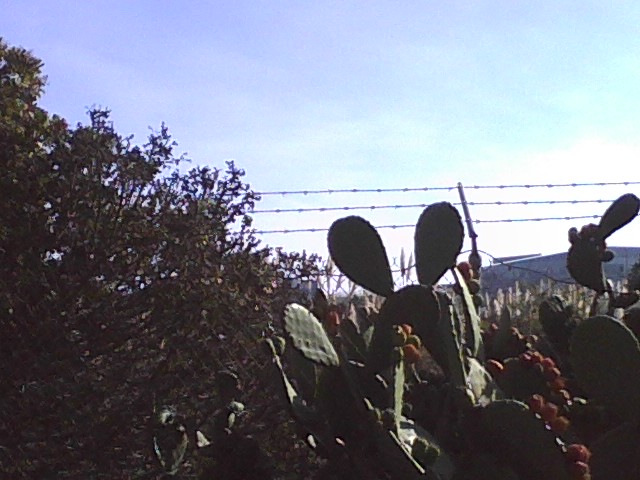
598,193,640,240
328,216,394,296
284,304,340,367
476,400,568,479
570,315,640,419
415,202,464,286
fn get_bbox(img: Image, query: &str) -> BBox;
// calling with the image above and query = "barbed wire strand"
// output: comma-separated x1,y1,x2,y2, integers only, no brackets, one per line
252,199,619,214
256,181,640,197
253,214,608,234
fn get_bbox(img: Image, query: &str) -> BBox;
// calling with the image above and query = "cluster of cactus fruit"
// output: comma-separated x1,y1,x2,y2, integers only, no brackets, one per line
264,193,640,480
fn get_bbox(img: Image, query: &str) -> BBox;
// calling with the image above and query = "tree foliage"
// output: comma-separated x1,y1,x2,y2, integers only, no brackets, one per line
627,255,640,291
0,38,320,477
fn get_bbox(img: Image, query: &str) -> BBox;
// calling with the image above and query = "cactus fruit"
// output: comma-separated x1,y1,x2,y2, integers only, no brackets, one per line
402,344,422,364
549,415,570,434
324,310,341,336
540,402,559,423
565,444,592,464
486,359,504,377
527,394,545,414
456,261,472,282
400,323,413,336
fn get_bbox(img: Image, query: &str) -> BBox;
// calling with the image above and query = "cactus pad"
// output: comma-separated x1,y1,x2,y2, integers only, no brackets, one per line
473,400,568,479
328,216,394,296
452,266,483,358
570,315,640,419
414,202,464,286
598,193,640,240
284,304,340,367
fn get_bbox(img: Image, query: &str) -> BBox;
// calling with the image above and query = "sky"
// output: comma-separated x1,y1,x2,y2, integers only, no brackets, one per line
3,1,640,279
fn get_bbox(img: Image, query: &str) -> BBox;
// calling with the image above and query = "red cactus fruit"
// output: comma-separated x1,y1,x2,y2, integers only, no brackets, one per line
402,344,422,364
530,351,544,364
550,415,570,434
325,310,340,336
400,323,413,336
541,402,559,423
486,359,504,376
457,261,472,281
549,376,567,392
565,444,592,463
540,357,556,370
528,394,545,414
544,367,562,381
519,352,534,364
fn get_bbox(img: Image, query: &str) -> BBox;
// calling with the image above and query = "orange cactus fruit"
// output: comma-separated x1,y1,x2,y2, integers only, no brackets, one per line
544,367,562,381
486,359,504,376
400,323,413,336
325,310,341,336
527,394,545,414
519,352,534,364
550,415,570,434
548,376,567,392
529,351,544,364
565,444,592,463
540,402,559,423
457,262,472,282
402,344,422,364
540,357,556,370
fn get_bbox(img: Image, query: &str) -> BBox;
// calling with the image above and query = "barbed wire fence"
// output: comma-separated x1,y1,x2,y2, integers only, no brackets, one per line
249,181,640,299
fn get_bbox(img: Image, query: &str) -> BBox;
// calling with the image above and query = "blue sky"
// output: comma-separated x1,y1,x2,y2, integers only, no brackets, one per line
4,1,640,275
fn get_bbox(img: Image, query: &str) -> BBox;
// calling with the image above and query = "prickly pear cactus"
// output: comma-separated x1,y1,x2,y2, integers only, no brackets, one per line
469,400,570,480
570,314,640,420
567,193,640,292
415,202,465,287
284,304,340,367
327,216,394,296
539,295,576,355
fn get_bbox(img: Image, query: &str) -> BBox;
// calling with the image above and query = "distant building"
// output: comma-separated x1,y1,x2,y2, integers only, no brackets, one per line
480,246,640,293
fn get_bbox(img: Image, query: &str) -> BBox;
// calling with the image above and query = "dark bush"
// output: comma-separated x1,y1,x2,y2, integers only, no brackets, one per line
0,38,321,478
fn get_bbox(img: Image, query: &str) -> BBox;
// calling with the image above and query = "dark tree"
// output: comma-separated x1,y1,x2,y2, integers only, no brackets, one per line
0,38,320,477
628,255,640,291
